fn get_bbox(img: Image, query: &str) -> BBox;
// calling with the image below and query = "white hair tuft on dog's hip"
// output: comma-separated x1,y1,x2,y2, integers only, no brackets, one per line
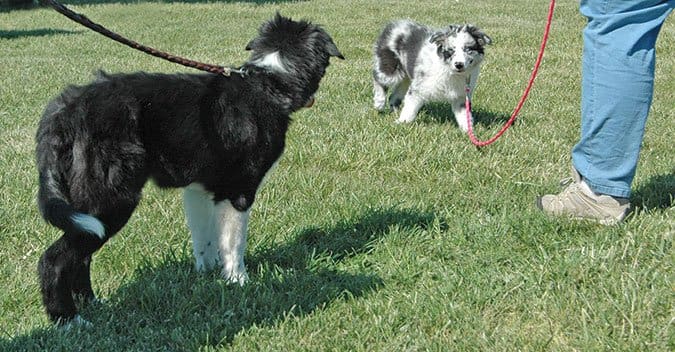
70,213,106,239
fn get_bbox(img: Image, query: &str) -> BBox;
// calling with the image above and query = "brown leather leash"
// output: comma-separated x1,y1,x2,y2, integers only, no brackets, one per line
40,0,237,75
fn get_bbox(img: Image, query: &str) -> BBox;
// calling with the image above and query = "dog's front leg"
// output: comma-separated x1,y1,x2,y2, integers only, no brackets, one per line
183,184,221,271
451,99,470,132
214,200,250,285
396,91,424,123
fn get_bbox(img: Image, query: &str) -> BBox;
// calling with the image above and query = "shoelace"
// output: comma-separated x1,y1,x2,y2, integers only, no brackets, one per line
559,177,574,188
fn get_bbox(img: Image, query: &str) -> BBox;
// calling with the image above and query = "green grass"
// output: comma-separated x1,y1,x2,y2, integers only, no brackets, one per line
1,0,673,350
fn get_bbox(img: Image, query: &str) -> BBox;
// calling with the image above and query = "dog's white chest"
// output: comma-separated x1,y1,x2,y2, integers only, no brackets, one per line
421,66,467,100
413,45,468,100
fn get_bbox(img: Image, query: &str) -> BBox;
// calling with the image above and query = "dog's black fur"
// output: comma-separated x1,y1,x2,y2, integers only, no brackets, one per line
35,13,343,325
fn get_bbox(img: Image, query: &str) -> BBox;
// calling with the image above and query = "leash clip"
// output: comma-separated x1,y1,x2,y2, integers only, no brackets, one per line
220,67,247,77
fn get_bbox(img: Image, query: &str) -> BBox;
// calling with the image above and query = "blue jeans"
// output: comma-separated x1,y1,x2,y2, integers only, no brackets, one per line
572,0,673,198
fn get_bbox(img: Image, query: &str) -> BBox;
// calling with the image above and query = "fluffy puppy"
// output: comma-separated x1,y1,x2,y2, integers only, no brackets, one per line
35,13,343,326
372,20,491,130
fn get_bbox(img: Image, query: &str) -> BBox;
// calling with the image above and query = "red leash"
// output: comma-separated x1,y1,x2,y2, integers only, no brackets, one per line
466,0,556,147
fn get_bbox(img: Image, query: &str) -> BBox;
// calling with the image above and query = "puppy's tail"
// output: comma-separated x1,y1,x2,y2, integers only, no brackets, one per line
37,171,106,240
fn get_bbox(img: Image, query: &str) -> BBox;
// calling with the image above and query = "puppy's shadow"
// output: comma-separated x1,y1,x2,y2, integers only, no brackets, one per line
632,172,675,210
2,207,438,350
420,103,511,129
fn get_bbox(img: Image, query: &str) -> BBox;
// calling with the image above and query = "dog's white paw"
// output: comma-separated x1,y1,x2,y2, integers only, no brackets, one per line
195,257,221,273
395,117,414,124
374,100,386,111
223,268,249,286
58,315,93,330
455,118,470,132
194,246,221,272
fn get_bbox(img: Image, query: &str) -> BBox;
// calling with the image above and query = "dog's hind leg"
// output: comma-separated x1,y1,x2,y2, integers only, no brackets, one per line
389,78,411,110
373,79,389,111
214,200,250,285
71,255,95,304
184,184,221,272
38,232,103,326
38,198,137,326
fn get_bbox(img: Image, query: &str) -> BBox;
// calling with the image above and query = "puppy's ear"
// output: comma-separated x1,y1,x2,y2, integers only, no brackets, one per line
245,39,255,51
430,25,460,46
467,25,492,46
429,31,448,46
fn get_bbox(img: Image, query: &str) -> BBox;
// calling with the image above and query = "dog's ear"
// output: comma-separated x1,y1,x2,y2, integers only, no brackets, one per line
430,25,460,46
325,39,345,60
429,30,449,46
247,12,286,51
467,25,492,46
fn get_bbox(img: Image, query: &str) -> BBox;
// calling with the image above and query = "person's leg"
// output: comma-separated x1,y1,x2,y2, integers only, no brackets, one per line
537,0,672,224
573,0,673,198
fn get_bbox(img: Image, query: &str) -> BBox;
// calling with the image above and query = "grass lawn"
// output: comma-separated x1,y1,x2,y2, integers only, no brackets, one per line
1,0,673,350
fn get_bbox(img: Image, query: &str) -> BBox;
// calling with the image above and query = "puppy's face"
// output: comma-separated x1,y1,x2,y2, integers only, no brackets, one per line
430,25,492,73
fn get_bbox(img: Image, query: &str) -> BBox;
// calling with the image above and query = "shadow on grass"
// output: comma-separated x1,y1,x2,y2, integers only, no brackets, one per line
0,0,41,13
1,207,437,350
375,103,511,131
632,171,675,210
0,28,80,39
418,102,514,130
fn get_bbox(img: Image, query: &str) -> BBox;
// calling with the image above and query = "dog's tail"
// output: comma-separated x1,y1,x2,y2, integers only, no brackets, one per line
37,170,106,240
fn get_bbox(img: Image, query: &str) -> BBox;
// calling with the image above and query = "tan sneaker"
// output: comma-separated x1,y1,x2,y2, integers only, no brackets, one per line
536,169,631,225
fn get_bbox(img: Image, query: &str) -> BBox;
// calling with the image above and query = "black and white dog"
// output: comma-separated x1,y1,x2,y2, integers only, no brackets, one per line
35,13,343,326
372,20,491,130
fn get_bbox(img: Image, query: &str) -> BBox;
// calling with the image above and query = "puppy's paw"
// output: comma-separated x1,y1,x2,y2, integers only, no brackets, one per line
454,111,472,132
223,268,249,286
395,117,415,124
455,119,470,132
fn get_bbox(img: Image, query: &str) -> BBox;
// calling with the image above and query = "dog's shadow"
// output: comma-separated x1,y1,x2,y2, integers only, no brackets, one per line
420,103,511,129
0,29,80,39
2,207,437,350
632,172,675,210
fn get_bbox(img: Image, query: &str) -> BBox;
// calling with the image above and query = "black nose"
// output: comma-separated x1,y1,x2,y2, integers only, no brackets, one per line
454,62,464,70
